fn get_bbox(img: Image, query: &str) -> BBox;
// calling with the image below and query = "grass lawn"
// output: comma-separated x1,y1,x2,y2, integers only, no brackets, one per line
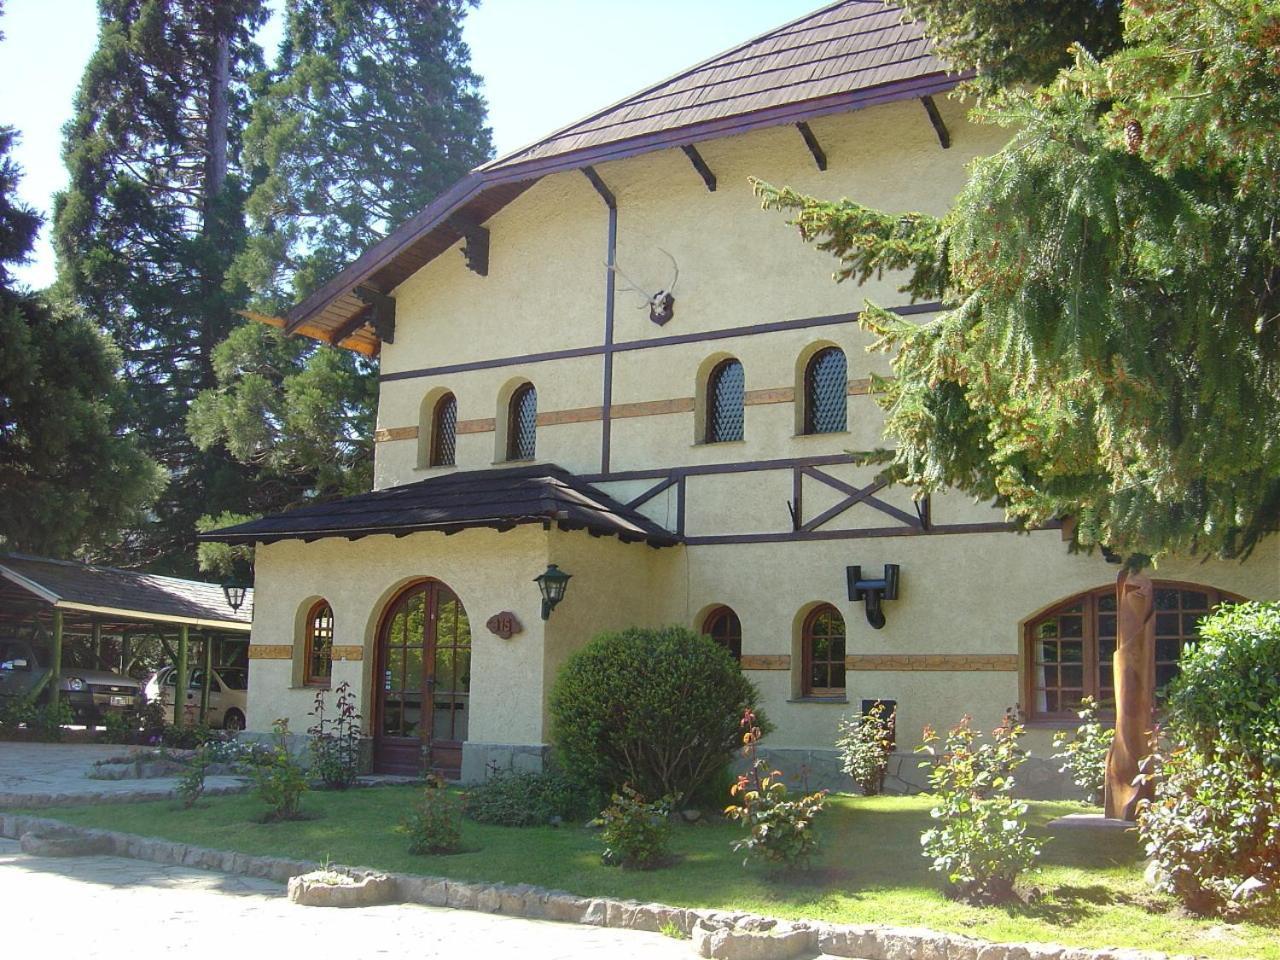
30,789,1274,959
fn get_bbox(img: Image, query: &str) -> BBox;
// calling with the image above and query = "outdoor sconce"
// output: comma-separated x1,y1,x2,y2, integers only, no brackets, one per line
534,564,572,621
221,580,248,613
846,564,900,630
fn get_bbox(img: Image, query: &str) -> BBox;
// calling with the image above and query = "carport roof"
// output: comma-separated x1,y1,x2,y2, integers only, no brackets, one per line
0,554,253,631
199,464,680,548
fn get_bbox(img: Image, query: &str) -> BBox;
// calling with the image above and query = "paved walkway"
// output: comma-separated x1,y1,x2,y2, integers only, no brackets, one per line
1,838,695,959
0,743,246,805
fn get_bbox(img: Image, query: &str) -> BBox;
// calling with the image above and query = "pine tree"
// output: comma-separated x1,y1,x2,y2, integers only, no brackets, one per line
189,0,492,564
0,126,163,557
53,0,270,574
754,0,1280,562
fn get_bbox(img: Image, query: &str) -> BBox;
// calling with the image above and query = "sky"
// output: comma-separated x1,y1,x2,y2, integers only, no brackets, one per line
0,0,822,290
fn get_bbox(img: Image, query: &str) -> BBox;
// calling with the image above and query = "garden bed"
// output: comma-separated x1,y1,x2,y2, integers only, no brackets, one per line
19,788,1277,959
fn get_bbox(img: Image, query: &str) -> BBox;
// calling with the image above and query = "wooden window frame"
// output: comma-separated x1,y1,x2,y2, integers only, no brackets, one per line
304,600,335,688
802,346,847,435
1022,581,1239,723
705,358,744,444
701,605,742,661
506,382,537,461
429,392,457,467
802,603,846,698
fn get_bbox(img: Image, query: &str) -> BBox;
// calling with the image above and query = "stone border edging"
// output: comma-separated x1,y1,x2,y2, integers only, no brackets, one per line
0,813,1187,960
0,781,250,809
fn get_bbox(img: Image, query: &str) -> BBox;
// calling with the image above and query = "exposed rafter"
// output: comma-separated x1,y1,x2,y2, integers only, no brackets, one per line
327,303,373,347
681,144,717,192
582,165,616,209
920,95,951,149
795,121,827,171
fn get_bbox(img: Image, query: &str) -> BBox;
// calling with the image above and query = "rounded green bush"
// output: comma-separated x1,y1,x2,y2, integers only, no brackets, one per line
549,625,764,808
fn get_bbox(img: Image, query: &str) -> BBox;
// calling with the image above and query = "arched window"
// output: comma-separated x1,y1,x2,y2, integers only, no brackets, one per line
429,392,457,467
705,358,744,443
803,347,847,434
507,383,537,461
803,604,846,697
702,605,742,661
1026,582,1239,721
304,600,334,687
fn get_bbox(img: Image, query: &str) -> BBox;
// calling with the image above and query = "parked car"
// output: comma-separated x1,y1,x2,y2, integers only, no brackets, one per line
143,664,248,730
0,637,142,725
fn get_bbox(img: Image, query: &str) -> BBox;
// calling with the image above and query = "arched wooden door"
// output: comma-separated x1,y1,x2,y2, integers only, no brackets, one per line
374,580,471,777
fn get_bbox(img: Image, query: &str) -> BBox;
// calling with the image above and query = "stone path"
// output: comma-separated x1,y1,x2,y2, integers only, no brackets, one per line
0,742,248,805
0,838,696,959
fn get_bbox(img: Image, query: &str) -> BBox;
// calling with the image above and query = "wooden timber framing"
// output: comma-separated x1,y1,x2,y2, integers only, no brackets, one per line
681,144,717,192
920,95,951,149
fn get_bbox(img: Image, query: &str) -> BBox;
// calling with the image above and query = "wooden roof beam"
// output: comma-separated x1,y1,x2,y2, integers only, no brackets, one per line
920,95,951,149
795,121,827,171
681,144,717,191
327,303,373,347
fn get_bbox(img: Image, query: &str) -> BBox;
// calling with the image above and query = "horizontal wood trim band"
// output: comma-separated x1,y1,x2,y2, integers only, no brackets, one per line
741,654,791,671
847,654,1019,672
611,397,695,419
373,425,419,443
683,521,1035,545
457,418,495,435
744,387,793,405
248,645,293,660
847,377,873,396
537,406,602,426
331,645,364,662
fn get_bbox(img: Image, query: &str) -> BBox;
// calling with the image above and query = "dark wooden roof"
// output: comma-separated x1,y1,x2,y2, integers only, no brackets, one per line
199,465,680,548
0,554,253,630
284,1,957,346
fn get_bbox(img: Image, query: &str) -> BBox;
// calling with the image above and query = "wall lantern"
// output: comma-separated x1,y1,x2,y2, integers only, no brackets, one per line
534,564,572,620
222,580,248,612
846,564,900,630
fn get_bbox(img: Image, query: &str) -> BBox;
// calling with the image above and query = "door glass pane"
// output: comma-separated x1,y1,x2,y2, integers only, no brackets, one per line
404,646,423,692
387,649,405,693
381,698,402,737
403,696,422,738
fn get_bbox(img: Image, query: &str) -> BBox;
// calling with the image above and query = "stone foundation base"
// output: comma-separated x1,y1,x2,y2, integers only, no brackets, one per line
459,742,553,784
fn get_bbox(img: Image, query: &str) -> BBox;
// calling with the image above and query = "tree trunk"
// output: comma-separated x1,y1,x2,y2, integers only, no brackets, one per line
204,32,230,213
1104,568,1157,820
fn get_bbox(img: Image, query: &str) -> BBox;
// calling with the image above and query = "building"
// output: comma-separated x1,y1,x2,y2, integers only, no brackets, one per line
203,1,1278,790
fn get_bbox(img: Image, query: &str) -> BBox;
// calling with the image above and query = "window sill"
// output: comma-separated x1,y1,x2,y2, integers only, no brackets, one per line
492,458,537,466
788,696,849,704
792,430,850,439
692,439,746,448
413,464,458,474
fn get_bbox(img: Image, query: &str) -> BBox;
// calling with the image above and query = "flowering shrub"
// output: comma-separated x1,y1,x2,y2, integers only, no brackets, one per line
917,714,1040,903
1051,696,1113,804
402,779,464,854
599,785,673,868
176,746,209,809
1140,602,1280,918
836,700,896,795
250,720,309,821
724,710,827,868
308,681,362,789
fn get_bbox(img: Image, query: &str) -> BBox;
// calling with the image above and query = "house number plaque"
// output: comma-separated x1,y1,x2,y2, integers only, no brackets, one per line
485,611,522,639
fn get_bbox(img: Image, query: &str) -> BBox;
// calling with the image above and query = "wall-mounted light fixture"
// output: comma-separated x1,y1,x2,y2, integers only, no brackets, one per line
847,564,900,630
534,564,572,620
221,580,248,613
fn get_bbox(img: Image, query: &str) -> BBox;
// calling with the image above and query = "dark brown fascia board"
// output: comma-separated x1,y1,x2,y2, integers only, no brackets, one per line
285,70,965,334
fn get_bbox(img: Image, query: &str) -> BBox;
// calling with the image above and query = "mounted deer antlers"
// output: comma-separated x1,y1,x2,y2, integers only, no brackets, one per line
607,247,679,325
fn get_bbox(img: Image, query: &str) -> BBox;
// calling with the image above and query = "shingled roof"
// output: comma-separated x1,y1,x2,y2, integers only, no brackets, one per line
199,465,680,548
0,554,253,630
281,0,955,351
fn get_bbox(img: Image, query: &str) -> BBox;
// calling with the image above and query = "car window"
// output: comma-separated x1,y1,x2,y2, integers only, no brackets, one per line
0,643,31,671
218,668,248,691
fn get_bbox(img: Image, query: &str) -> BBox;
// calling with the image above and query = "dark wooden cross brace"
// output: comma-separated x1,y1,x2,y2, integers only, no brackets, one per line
327,302,374,346
795,121,828,171
799,466,922,532
681,144,717,192
920,95,951,149
625,474,679,510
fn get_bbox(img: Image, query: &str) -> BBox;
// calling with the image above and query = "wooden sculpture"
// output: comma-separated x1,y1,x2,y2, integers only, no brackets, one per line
1104,568,1157,820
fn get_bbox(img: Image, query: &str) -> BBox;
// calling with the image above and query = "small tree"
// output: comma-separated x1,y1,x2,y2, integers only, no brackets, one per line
836,700,896,795
918,714,1040,903
549,626,763,808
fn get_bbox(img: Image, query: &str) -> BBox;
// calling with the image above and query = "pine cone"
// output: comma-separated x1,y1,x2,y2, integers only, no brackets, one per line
1124,119,1143,155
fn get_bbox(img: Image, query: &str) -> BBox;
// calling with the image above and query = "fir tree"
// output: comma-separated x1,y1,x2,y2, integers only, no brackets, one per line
754,0,1280,562
189,0,492,565
53,0,270,574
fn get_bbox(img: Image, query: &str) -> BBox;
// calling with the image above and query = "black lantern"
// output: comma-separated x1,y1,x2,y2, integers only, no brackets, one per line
534,564,571,620
222,580,248,613
847,564,900,629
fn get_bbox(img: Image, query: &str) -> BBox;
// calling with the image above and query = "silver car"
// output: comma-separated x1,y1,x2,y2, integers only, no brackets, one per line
143,665,248,730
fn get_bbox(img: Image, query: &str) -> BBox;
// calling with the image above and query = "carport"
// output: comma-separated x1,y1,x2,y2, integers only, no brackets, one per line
0,553,252,726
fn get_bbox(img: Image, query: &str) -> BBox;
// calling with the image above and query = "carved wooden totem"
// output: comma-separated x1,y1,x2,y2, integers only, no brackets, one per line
1104,569,1157,820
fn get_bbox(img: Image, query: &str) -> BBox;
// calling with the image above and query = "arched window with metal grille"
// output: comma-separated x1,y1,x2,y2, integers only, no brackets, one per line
429,392,457,467
803,347,847,434
702,605,742,661
705,358,744,443
507,383,537,461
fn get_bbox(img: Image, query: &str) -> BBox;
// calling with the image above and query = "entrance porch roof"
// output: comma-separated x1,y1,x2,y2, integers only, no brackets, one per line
198,464,680,549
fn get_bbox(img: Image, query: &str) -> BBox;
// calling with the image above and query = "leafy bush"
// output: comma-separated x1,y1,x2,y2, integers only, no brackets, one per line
250,720,309,821
549,625,764,807
917,714,1040,904
176,747,210,809
29,701,73,741
725,710,827,868
599,785,673,869
836,700,896,795
161,722,212,750
1051,696,1114,804
1140,601,1280,918
98,710,137,744
462,770,586,826
402,781,464,854
308,681,363,789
